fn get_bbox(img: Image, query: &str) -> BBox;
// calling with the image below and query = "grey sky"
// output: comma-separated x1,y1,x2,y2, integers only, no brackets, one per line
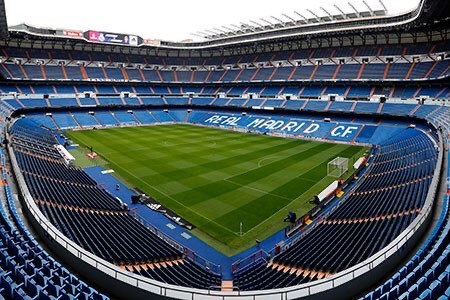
5,0,421,41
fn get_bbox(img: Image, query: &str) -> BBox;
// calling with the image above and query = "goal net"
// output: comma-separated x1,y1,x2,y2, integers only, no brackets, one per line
327,157,349,178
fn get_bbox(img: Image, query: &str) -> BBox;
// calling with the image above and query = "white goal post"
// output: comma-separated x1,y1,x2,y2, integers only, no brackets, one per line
327,157,349,178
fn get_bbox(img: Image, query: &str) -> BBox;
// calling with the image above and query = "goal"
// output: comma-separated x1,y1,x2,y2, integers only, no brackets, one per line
327,157,349,178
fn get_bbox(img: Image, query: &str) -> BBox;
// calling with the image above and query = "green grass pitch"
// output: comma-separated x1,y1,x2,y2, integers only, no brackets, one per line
66,124,368,256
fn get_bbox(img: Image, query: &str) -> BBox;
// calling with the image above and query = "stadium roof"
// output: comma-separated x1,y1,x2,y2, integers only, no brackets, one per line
5,0,420,42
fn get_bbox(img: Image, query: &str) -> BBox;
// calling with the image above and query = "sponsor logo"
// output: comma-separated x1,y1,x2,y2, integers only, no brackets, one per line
144,39,161,46
86,31,140,46
63,30,83,38
88,30,99,42
129,35,138,46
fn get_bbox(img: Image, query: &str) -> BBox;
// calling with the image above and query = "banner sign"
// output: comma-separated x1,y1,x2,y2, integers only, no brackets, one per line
85,30,142,46
61,30,84,39
201,113,362,141
143,39,161,47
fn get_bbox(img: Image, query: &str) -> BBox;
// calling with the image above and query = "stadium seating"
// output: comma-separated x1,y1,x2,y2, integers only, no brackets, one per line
0,120,109,300
360,105,450,299
0,31,448,300
0,83,447,100
234,129,437,290
2,42,448,86
1,100,448,298
1,42,448,67
9,118,221,289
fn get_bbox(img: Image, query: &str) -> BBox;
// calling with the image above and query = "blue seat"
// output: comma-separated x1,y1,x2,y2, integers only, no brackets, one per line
398,277,408,294
67,275,81,288
362,291,373,300
0,274,24,299
432,262,443,275
406,272,415,286
419,289,432,300
445,285,450,296
59,294,77,300
12,289,26,300
40,264,52,278
23,277,38,298
373,286,382,299
48,274,64,288
61,283,76,297
424,269,434,285
37,289,52,300
438,251,449,267
397,291,408,300
399,266,408,279
379,293,388,300
407,284,419,299
23,263,36,277
429,279,442,298
417,277,427,293
381,279,393,294
388,286,399,299
45,283,60,298
29,271,47,290
438,272,450,288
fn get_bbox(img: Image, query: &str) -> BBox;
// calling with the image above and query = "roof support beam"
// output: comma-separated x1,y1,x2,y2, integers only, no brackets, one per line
294,11,309,22
320,7,334,20
378,0,388,12
348,2,361,17
307,9,321,20
334,4,347,18
260,18,275,28
362,0,374,16
282,13,296,23
250,20,263,27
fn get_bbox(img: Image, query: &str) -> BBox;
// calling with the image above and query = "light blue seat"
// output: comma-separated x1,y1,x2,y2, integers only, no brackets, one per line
419,289,431,300
407,284,419,299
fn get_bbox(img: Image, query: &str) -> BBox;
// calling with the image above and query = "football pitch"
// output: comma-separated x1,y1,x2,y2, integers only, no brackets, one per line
66,124,368,256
